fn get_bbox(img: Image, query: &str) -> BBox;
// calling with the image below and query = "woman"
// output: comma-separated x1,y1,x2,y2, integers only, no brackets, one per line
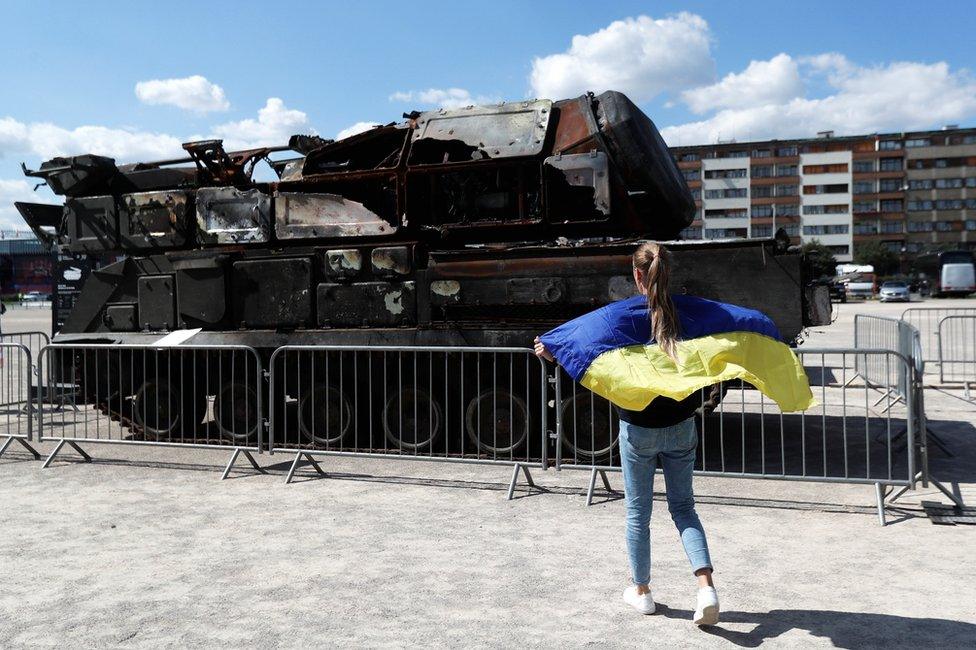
535,242,719,624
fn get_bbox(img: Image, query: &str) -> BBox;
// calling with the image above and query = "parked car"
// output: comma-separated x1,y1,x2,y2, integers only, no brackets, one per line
21,291,46,303
879,281,910,302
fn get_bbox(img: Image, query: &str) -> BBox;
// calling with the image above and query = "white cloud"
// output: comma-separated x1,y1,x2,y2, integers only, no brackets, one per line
0,117,185,161
336,121,381,140
135,75,230,113
663,56,976,145
680,53,803,114
389,88,498,109
0,179,47,230
528,13,715,102
209,97,313,149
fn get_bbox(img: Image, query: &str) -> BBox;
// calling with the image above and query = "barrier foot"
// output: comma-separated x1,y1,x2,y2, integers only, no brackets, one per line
285,451,325,484
42,440,91,468
586,468,614,506
506,463,535,500
875,483,887,526
0,436,40,460
221,448,266,480
888,472,965,509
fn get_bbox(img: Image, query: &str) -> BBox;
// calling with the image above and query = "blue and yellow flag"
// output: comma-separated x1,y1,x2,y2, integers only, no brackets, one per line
540,294,814,412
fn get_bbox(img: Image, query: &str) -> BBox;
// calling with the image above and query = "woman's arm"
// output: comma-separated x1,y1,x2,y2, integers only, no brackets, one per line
534,336,554,362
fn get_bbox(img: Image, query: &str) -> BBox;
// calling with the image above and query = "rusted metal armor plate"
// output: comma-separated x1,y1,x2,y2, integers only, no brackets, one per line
275,192,396,239
412,100,552,160
196,187,271,244
544,151,611,217
120,190,190,250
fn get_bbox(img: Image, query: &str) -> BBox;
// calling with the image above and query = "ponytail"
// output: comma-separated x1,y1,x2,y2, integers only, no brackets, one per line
632,242,679,362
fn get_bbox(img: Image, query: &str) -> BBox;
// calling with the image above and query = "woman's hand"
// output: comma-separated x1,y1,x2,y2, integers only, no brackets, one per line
534,336,554,362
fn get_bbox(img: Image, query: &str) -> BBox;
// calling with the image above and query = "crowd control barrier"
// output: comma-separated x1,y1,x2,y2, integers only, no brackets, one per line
268,346,548,495
35,343,265,478
0,342,36,458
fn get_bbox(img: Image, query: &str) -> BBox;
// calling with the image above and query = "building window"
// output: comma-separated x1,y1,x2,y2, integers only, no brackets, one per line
680,153,700,162
853,160,875,173
803,224,850,235
751,185,773,198
968,178,976,188
966,199,976,210
905,138,931,148
935,178,963,189
775,164,798,177
853,222,879,235
854,201,877,213
881,221,904,234
680,226,703,239
775,204,799,217
751,224,773,238
826,245,850,255
803,204,849,215
752,149,771,158
907,221,934,232
878,140,902,150
751,205,773,218
683,169,700,181
907,200,933,211
966,220,976,231
936,220,955,232
780,224,800,236
935,199,964,210
853,181,874,194
775,184,798,196
880,199,904,212
704,227,748,239
728,151,749,158
704,208,748,219
803,183,849,195
704,168,748,179
704,188,748,199
776,146,798,157
879,179,902,192
879,158,903,171
908,179,933,190
690,189,701,200
751,165,773,177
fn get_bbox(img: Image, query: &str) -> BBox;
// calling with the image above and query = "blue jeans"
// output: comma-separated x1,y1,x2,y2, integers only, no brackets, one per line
618,416,712,586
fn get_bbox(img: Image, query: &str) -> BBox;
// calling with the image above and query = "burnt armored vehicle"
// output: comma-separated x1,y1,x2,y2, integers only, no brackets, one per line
17,91,828,450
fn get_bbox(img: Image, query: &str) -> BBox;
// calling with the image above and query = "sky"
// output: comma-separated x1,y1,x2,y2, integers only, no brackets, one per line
2,0,975,228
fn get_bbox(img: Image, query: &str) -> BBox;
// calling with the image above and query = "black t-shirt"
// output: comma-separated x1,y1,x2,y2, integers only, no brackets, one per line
614,383,727,429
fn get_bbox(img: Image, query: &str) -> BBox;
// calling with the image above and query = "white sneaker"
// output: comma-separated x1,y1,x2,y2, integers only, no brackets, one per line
693,586,719,626
622,586,656,615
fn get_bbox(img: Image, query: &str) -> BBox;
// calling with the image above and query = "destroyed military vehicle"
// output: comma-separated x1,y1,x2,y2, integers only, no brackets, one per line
16,90,830,452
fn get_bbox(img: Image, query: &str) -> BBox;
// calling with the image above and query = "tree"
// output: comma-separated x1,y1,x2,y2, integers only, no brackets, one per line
853,241,899,276
801,240,839,280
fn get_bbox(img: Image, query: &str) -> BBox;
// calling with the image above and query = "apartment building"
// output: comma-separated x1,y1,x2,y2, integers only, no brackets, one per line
671,126,976,262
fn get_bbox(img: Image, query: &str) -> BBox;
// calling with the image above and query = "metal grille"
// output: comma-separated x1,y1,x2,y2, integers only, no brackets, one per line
937,315,976,386
268,346,548,479
0,343,34,454
901,307,976,365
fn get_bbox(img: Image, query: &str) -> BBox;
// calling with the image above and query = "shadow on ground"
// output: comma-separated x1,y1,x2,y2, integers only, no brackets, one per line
656,604,976,648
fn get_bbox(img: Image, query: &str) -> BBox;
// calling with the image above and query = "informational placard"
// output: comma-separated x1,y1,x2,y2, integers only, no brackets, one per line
53,253,92,334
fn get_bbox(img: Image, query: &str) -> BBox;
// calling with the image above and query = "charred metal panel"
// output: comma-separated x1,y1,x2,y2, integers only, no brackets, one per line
318,281,416,327
137,275,176,331
410,100,552,162
275,192,395,239
120,191,191,250
324,249,363,280
370,246,411,277
544,152,610,221
103,304,138,331
62,196,119,253
176,265,226,327
231,258,312,328
196,187,271,244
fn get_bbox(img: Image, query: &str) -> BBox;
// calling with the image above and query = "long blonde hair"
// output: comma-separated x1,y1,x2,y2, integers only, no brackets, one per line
633,242,679,362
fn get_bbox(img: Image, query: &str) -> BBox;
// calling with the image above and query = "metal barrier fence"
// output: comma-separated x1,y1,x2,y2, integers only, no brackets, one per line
852,315,922,403
36,344,265,477
901,307,976,366
268,346,548,493
0,342,37,458
937,315,976,389
554,347,920,524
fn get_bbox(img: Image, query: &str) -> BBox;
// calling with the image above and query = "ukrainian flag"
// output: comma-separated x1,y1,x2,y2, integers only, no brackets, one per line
539,294,814,412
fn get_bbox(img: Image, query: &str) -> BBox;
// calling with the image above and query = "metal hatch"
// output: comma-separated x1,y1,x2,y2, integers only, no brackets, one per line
411,99,552,160
275,192,396,239
196,187,271,244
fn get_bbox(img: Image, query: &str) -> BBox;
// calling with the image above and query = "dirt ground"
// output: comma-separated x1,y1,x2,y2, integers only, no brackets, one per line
1,300,975,648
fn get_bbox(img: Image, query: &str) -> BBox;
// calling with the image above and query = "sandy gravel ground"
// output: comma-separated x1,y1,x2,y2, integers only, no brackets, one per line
1,301,974,648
